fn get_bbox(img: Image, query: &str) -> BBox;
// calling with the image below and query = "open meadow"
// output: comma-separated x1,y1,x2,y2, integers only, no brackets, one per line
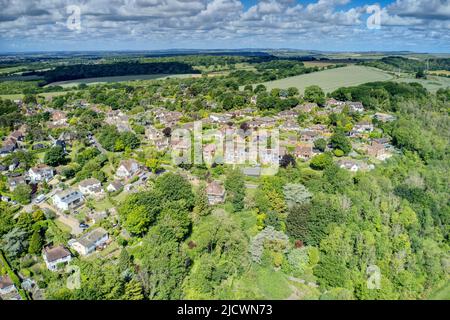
257,65,394,93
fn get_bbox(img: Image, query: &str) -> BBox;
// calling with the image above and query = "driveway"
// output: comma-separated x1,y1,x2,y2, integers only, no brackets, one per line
38,202,83,236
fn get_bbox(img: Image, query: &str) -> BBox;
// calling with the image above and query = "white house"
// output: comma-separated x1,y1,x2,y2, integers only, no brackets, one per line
116,159,140,179
106,180,123,193
337,160,361,172
28,164,54,182
70,228,109,256
78,178,103,196
53,189,84,211
42,245,72,271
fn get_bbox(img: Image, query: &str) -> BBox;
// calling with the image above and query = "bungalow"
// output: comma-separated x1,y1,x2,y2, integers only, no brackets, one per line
206,181,226,205
116,159,140,179
53,189,84,211
28,164,54,182
106,180,123,193
42,245,72,271
295,145,314,160
78,178,103,196
70,227,109,256
0,275,16,295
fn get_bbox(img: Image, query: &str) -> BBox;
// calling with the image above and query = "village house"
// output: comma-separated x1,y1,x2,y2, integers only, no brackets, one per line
8,175,27,191
145,125,162,141
295,144,314,160
116,159,140,179
53,189,84,212
0,275,21,300
326,98,346,108
300,130,320,143
210,113,232,124
105,111,132,132
352,121,374,134
70,227,109,256
259,149,280,165
280,120,301,131
206,181,226,205
277,109,299,120
154,137,169,151
366,142,392,161
78,178,103,196
9,130,25,142
0,275,16,295
42,245,72,271
346,101,364,113
203,143,217,163
106,180,123,193
51,110,68,127
256,116,277,128
155,110,183,127
337,160,361,172
294,103,317,113
0,143,16,157
28,164,54,183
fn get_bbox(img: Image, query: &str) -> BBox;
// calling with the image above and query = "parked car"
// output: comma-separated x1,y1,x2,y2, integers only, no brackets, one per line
79,223,89,230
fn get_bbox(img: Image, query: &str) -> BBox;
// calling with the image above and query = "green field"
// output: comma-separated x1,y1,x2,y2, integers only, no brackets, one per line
257,65,394,93
395,75,450,92
46,73,198,88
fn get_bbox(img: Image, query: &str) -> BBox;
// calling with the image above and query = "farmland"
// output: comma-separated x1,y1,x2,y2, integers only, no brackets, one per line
394,75,450,92
257,65,394,93
46,73,199,88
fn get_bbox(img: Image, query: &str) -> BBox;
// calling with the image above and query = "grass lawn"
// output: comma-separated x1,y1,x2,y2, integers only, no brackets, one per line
394,75,450,92
234,265,293,300
53,219,72,234
253,65,394,93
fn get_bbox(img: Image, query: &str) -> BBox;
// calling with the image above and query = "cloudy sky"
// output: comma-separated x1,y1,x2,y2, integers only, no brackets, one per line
0,0,449,52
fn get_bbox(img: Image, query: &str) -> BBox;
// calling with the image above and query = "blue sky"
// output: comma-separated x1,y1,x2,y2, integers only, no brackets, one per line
0,0,449,53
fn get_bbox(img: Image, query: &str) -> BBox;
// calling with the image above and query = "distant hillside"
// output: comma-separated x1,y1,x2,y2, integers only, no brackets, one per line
361,56,450,73
36,61,200,84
